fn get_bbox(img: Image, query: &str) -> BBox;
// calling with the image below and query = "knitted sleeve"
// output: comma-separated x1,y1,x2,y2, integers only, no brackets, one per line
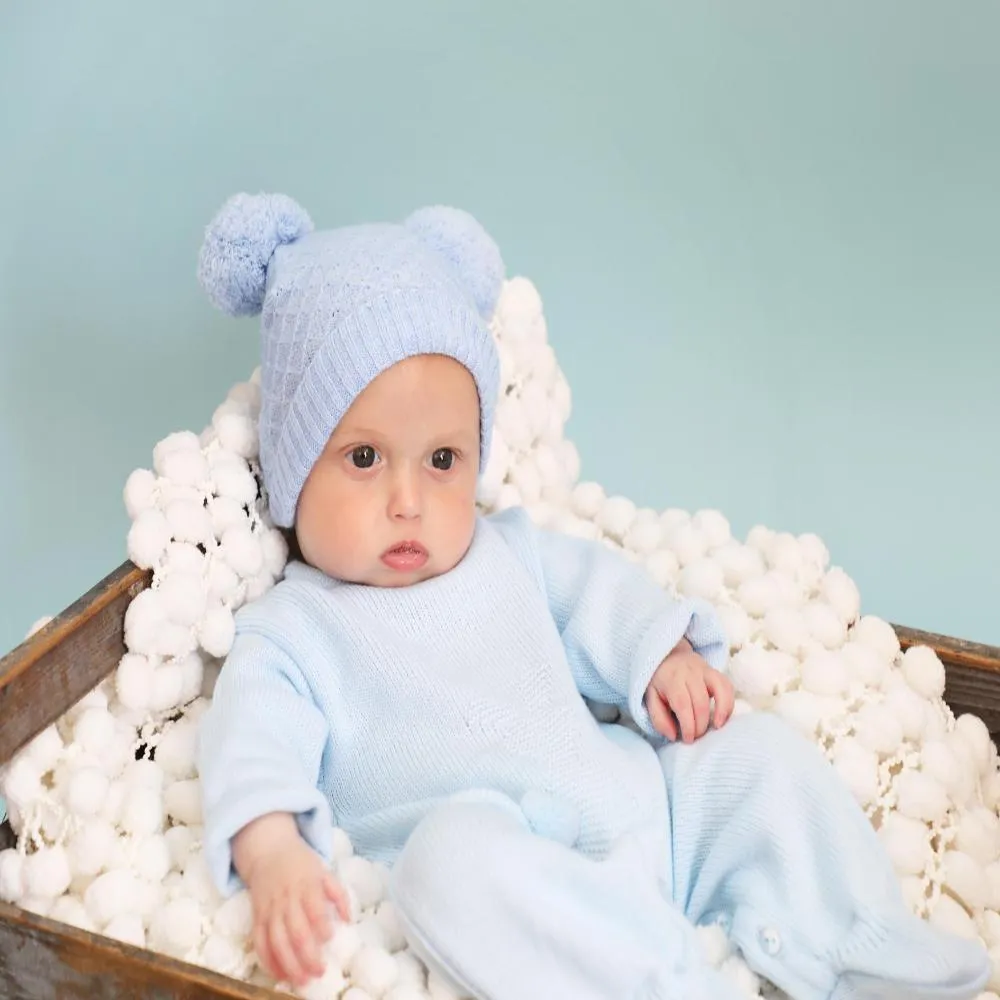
534,526,729,740
197,629,333,897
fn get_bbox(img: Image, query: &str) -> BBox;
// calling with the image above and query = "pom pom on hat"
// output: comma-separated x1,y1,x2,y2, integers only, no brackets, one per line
405,206,504,319
198,193,313,317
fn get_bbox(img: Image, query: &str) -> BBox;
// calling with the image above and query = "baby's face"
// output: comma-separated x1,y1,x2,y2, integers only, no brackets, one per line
295,354,481,587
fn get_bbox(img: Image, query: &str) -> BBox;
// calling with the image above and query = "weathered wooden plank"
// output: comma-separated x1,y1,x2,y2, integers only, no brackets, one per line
0,902,273,1000
0,561,150,767
895,624,1000,675
894,624,1000,738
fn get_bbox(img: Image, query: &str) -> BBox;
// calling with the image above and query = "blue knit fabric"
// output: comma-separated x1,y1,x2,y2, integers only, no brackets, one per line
197,506,728,894
196,506,991,998
197,194,503,528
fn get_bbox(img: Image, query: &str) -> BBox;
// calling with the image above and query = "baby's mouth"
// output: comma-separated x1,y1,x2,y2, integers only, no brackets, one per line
380,540,429,571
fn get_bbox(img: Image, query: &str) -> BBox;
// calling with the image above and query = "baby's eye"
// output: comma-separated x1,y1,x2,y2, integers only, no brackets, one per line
350,446,378,469
430,448,455,471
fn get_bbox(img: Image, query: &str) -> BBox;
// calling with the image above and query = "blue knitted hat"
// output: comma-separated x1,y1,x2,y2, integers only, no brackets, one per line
197,194,504,528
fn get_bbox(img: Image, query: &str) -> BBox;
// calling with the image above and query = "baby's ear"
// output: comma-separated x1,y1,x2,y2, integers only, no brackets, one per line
405,206,505,319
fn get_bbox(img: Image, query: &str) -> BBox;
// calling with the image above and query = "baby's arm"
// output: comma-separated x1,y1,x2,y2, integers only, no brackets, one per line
197,630,348,985
532,523,729,740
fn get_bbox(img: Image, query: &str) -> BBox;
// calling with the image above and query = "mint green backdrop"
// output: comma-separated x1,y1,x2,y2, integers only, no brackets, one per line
2,1,997,654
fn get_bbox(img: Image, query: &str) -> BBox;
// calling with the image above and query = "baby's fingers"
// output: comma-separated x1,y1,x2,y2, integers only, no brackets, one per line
253,921,279,982
269,911,309,987
645,688,678,742
668,684,696,744
687,677,712,740
286,898,326,981
323,872,352,923
303,882,334,942
706,670,735,728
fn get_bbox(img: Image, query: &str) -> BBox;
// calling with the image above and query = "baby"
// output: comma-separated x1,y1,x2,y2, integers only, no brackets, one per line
195,193,989,1000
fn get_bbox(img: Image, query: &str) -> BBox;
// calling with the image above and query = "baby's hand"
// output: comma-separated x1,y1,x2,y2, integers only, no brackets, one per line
644,638,734,744
234,813,351,987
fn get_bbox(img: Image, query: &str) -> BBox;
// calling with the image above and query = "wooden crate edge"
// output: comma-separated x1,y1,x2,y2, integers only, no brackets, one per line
0,560,150,766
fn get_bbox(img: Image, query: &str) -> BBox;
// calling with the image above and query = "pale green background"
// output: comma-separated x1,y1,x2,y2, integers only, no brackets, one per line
1,1,997,656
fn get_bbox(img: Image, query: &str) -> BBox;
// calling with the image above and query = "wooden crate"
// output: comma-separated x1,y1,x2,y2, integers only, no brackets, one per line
1,560,999,999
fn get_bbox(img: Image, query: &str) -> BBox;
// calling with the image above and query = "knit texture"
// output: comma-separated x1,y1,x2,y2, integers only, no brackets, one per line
197,506,728,895
197,195,503,527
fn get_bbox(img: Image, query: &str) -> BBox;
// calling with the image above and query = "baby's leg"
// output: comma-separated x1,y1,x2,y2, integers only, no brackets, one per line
390,792,745,1000
659,711,990,1000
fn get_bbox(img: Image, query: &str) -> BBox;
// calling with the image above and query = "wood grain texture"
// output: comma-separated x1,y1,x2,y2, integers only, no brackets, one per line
0,561,149,767
895,624,1000,737
895,624,1000,674
0,902,274,1000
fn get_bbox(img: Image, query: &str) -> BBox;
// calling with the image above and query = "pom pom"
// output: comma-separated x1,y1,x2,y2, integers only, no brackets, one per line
800,649,850,697
901,645,947,700
199,605,236,658
199,192,313,317
664,522,708,567
879,813,932,875
737,575,784,618
24,846,72,899
883,676,929,741
954,807,1000,867
571,482,605,520
213,402,259,459
0,849,25,903
49,895,96,932
165,780,203,826
691,510,731,549
163,542,207,577
165,499,214,546
116,653,156,712
404,206,504,319
895,769,950,824
158,572,208,627
852,701,904,756
851,616,901,661
214,890,253,941
74,708,115,755
623,511,663,556
840,643,888,688
761,607,811,657
123,468,158,519
831,736,880,807
149,896,204,958
121,784,165,837
801,601,848,649
164,825,196,871
127,509,171,569
955,713,993,776
211,457,259,505
715,604,752,649
595,496,636,541
348,945,399,997
820,567,861,623
67,819,117,877
104,912,146,948
928,893,979,942
677,559,724,602
158,449,209,488
65,765,110,818
338,855,385,911
496,277,543,338
712,543,764,588
156,721,199,780
26,726,64,773
508,456,542,506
